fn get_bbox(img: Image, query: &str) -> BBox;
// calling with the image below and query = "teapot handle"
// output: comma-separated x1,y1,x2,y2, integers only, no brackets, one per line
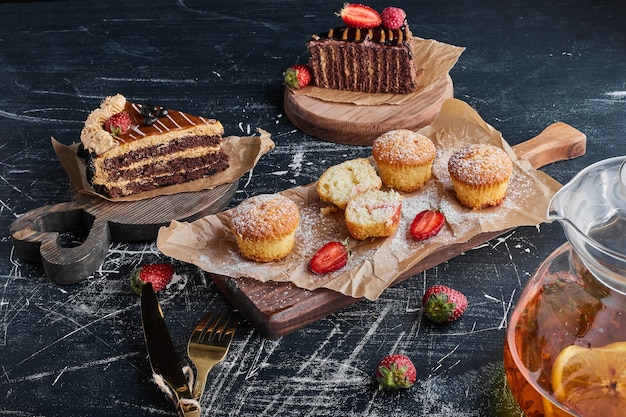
512,122,587,169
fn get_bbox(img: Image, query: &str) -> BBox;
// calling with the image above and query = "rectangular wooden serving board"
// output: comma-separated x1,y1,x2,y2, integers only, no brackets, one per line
209,122,587,339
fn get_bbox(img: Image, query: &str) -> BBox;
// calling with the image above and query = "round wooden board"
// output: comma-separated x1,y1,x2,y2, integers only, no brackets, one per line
284,75,453,146
10,181,238,284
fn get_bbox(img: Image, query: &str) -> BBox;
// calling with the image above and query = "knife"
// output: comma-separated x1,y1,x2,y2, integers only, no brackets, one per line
141,282,200,417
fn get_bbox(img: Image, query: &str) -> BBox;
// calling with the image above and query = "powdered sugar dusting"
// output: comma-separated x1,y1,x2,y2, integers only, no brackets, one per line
372,130,436,165
448,144,513,185
162,149,555,301
230,194,300,239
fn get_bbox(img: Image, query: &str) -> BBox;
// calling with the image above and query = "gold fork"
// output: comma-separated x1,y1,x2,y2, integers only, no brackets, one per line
187,312,238,400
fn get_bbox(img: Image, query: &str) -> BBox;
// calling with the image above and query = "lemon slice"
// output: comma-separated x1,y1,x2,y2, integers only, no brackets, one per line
552,342,626,416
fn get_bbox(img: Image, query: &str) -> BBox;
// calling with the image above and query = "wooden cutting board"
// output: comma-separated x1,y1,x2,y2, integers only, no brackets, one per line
209,122,587,339
10,181,238,285
284,75,453,145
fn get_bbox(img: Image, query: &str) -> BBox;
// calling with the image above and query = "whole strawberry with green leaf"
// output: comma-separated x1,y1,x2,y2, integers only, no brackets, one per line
422,285,468,323
104,111,132,136
284,64,313,89
130,263,174,295
375,354,416,390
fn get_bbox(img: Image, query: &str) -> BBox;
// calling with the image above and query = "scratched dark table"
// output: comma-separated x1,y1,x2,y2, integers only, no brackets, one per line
1,0,624,416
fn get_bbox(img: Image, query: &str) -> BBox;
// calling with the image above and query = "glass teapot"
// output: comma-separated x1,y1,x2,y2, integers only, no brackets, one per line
504,156,626,417
549,156,626,293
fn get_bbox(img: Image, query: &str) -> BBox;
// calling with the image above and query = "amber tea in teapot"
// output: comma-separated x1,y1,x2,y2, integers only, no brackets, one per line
504,156,626,416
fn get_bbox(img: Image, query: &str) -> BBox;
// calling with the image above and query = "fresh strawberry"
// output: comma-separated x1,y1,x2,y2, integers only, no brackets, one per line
409,208,445,240
104,111,132,135
375,354,416,390
381,7,406,30
422,285,468,323
309,239,350,274
284,64,313,89
130,263,174,295
337,3,382,29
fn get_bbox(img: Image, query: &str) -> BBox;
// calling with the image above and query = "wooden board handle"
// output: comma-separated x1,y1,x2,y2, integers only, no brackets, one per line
512,122,586,169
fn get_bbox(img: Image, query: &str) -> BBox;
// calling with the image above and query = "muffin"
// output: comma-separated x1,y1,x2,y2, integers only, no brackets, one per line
447,143,513,209
229,194,300,262
344,189,403,240
317,158,382,210
372,129,437,192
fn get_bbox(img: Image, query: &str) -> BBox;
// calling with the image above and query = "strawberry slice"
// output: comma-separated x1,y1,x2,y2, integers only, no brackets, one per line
309,240,350,274
409,208,445,240
337,3,382,29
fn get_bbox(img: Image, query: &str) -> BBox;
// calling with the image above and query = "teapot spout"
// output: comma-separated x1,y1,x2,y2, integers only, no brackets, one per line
547,183,571,222
547,156,626,294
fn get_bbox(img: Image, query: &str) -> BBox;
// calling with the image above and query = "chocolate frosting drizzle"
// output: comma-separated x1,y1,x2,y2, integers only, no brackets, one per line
311,25,410,46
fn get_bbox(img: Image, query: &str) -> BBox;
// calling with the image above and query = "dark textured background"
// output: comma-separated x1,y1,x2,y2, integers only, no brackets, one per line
1,1,624,416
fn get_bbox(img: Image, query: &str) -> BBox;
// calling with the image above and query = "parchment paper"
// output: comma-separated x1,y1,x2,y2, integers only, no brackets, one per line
51,129,275,202
157,99,562,301
290,37,465,106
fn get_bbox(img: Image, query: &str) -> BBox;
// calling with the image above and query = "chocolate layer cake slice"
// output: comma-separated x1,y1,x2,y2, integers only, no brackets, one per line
307,25,418,94
79,94,229,198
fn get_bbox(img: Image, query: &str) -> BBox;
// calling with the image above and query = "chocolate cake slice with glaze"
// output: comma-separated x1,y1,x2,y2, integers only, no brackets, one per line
79,94,229,198
307,25,419,94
